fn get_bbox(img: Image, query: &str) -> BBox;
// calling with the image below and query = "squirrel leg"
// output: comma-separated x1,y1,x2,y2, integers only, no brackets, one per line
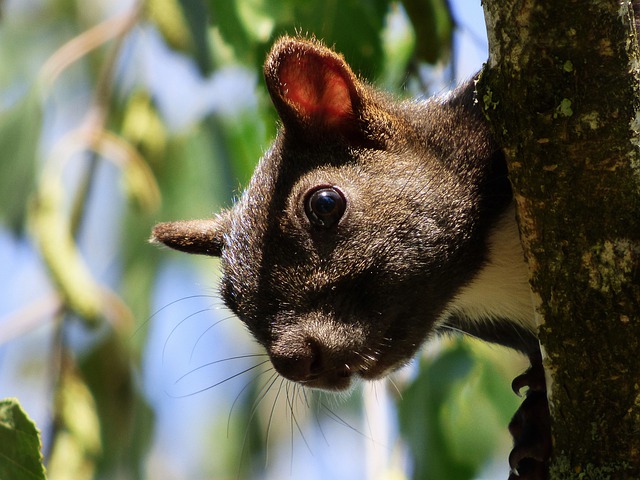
507,351,552,480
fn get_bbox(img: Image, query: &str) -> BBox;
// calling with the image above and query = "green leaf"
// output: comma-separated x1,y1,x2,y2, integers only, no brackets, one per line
270,0,390,79
401,0,453,64
46,368,101,480
0,398,46,480
380,4,416,90
146,0,213,74
208,0,255,65
208,0,392,80
217,109,273,186
146,0,192,51
79,332,140,477
178,0,214,74
0,91,41,231
439,363,503,467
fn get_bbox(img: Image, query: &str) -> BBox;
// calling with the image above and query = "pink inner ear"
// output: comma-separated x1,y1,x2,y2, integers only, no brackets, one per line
279,55,354,125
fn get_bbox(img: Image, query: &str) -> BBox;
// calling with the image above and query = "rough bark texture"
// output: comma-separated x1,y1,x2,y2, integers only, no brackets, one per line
478,1,640,478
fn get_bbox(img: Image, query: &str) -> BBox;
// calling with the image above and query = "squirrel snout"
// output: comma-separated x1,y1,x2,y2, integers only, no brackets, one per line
269,336,355,391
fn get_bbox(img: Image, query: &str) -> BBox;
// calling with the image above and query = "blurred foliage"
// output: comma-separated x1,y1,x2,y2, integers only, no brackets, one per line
399,341,522,480
0,0,525,479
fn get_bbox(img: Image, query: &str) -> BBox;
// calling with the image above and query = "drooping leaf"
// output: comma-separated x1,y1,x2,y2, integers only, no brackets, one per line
0,91,41,232
178,0,213,74
379,3,416,90
46,365,101,480
401,0,453,64
79,331,145,477
121,92,168,165
29,129,149,331
146,0,214,75
146,0,192,51
0,398,46,480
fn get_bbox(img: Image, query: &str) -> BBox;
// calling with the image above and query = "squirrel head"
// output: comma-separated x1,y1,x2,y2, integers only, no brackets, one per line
152,37,505,390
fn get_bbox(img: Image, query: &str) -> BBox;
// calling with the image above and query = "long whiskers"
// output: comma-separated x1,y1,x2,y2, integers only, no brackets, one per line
162,307,212,364
438,322,483,341
133,294,220,338
174,354,268,383
168,359,271,397
229,369,279,435
319,401,369,439
188,313,237,363
234,370,282,477
286,383,312,455
265,377,287,462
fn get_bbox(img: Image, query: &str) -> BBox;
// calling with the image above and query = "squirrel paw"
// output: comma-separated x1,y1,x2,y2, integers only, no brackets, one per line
507,356,551,479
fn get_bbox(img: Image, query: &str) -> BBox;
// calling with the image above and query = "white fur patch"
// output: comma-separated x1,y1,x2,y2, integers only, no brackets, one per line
440,206,537,332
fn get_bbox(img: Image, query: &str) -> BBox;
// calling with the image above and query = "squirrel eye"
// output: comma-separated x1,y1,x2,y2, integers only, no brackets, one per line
304,187,346,228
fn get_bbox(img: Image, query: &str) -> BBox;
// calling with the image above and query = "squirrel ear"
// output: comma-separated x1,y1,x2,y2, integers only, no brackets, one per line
151,215,228,257
264,37,365,139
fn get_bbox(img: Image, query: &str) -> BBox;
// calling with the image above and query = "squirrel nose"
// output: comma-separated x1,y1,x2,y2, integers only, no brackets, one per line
268,337,353,390
269,337,322,383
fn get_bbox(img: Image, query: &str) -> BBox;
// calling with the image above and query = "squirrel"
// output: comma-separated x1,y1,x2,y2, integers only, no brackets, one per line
152,37,551,479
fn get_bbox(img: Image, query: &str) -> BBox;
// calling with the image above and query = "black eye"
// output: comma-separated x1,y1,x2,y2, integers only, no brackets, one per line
304,187,346,228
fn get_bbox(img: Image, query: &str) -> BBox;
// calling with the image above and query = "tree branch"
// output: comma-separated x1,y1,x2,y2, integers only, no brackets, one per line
479,1,640,477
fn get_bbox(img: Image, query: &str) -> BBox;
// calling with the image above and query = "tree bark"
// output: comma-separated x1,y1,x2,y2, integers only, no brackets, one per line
478,1,640,478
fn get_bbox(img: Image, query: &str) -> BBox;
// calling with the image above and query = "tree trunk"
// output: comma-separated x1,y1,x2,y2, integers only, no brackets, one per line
478,1,640,478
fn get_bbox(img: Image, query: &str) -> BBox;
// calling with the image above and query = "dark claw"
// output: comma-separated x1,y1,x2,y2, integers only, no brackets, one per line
511,351,546,403
507,351,551,479
512,365,547,396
